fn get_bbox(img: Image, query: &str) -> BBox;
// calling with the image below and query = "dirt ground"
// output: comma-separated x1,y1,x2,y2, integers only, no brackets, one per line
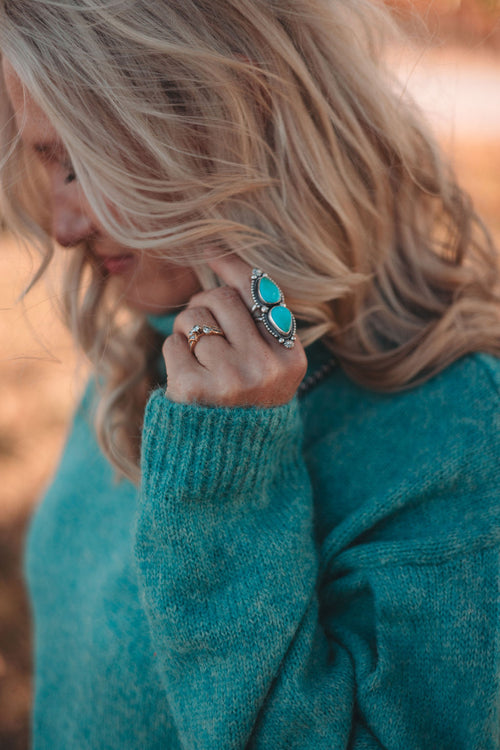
1,42,499,749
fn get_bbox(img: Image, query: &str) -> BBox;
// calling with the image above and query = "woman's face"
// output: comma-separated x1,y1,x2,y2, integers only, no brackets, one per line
2,59,200,314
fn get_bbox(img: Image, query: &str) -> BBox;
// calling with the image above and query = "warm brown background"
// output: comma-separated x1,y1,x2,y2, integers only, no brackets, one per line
1,2,499,747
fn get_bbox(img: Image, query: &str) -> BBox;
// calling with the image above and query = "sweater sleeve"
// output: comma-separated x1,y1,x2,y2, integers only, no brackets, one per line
134,380,500,749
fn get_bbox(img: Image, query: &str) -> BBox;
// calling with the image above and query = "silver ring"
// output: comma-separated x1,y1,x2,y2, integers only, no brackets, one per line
250,268,296,349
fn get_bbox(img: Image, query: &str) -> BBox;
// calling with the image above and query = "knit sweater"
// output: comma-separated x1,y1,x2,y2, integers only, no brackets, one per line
26,314,500,749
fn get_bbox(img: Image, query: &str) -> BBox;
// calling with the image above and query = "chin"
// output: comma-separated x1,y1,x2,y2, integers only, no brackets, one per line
122,296,182,315
121,287,190,315
116,266,200,314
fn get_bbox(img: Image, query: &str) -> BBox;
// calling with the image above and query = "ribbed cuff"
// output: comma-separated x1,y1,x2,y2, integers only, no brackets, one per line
141,389,303,503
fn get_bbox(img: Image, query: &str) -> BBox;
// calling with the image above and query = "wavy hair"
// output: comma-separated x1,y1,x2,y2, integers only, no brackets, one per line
1,0,499,482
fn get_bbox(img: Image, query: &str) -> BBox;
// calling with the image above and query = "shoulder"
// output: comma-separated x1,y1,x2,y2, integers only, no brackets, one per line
300,351,500,548
301,350,499,454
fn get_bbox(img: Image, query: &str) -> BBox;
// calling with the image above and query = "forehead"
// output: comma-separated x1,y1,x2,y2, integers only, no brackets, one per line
2,56,61,147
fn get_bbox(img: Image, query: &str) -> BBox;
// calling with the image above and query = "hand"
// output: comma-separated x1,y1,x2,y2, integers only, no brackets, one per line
163,255,307,407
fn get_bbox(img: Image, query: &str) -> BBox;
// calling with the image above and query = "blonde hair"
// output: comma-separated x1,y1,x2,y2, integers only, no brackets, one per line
1,0,499,482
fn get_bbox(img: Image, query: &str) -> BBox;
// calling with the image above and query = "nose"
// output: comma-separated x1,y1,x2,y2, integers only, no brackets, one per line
52,205,94,248
50,177,94,248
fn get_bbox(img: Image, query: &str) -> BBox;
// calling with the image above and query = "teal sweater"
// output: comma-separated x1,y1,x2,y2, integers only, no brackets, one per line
26,315,500,749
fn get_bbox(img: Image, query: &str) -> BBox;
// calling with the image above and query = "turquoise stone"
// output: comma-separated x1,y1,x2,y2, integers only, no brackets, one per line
269,305,292,335
258,276,281,305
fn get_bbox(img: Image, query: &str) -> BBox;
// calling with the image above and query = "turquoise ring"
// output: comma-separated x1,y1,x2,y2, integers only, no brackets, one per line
250,268,296,349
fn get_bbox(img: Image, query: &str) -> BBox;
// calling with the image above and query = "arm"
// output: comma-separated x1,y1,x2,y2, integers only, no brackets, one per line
135,382,500,749
135,253,499,748
136,391,351,749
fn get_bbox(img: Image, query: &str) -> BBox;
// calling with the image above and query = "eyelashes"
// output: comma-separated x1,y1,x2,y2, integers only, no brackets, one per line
64,166,77,184
61,155,77,184
33,144,77,184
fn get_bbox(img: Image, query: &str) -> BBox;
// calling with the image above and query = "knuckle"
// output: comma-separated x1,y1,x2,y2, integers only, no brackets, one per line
173,306,196,330
188,290,207,306
285,354,307,390
186,305,214,324
258,346,306,394
163,332,185,352
162,334,176,356
172,309,189,333
193,305,213,319
215,285,241,305
187,285,242,311
293,347,308,377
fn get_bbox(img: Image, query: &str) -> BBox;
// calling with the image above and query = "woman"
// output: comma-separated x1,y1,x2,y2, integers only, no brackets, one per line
1,0,499,747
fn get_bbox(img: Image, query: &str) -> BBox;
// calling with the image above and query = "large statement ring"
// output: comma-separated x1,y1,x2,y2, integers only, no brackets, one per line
188,324,225,354
250,268,296,349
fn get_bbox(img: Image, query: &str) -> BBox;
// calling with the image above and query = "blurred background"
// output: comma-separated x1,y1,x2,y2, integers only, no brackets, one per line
1,1,499,747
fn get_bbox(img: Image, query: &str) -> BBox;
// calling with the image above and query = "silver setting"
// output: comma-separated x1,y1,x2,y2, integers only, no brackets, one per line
250,268,296,349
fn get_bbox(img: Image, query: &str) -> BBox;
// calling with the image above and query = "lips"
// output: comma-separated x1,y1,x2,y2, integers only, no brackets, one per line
97,253,136,275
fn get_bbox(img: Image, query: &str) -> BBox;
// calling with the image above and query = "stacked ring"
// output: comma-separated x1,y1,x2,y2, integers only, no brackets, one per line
250,268,296,349
188,324,225,354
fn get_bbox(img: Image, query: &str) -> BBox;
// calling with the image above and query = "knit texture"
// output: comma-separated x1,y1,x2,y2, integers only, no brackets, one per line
25,343,500,749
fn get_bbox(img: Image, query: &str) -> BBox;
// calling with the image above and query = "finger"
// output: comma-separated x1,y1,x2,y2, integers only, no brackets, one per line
186,285,269,354
162,332,205,402
173,304,222,337
204,252,254,307
204,253,296,353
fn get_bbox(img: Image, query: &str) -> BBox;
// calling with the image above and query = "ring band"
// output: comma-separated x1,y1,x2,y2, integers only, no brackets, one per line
188,324,225,353
250,268,296,349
